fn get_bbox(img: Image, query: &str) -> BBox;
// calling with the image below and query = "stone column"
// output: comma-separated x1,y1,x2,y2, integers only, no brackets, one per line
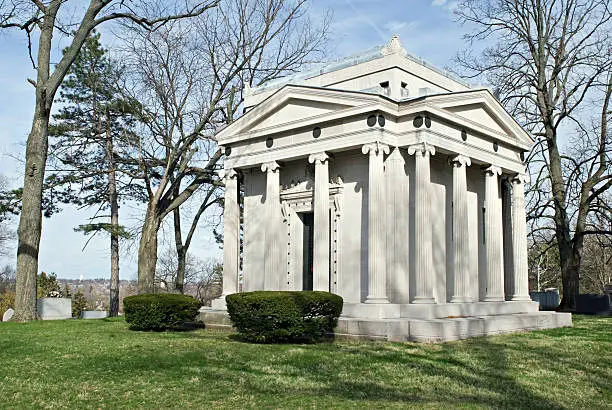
449,155,472,303
386,147,409,303
511,174,531,300
407,142,436,304
261,161,282,290
483,165,504,301
501,178,514,300
308,152,330,292
221,168,240,296
362,142,390,303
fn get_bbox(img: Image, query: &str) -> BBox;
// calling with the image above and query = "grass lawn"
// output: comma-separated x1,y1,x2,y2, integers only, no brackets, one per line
0,315,610,409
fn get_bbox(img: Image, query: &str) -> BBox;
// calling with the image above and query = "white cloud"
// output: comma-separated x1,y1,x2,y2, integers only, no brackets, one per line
446,1,459,11
432,0,447,6
384,20,419,34
384,21,407,32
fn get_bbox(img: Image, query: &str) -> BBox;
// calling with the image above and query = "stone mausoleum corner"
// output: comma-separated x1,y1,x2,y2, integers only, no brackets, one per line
202,35,571,342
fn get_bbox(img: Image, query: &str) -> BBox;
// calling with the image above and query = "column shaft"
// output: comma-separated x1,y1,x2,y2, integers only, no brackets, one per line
450,155,472,303
502,179,514,300
222,169,240,295
483,165,504,301
511,174,531,300
262,161,282,290
362,142,390,303
386,147,409,303
308,152,330,291
408,142,436,304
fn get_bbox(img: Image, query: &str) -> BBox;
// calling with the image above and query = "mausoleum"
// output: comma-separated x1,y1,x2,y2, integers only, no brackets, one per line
206,36,571,341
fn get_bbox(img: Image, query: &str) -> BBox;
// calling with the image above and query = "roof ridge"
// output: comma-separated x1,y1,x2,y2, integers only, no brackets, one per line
248,36,469,97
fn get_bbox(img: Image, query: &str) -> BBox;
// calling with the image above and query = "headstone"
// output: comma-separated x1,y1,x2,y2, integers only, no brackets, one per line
2,308,14,322
80,311,108,319
576,294,611,315
530,289,560,310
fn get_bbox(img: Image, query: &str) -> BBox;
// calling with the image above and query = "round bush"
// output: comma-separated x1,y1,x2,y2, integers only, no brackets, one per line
123,293,202,331
226,291,343,343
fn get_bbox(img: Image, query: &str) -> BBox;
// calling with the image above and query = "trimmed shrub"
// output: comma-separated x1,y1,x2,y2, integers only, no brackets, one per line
226,291,343,343
123,293,202,331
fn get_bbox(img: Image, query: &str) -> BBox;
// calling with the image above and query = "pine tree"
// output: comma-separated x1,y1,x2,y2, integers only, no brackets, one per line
48,31,143,317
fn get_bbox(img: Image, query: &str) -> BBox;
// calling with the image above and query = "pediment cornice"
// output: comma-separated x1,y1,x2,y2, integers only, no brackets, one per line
216,86,532,152
216,85,387,143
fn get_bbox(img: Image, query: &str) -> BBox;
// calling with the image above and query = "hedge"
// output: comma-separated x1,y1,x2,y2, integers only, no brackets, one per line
123,293,202,331
226,291,343,343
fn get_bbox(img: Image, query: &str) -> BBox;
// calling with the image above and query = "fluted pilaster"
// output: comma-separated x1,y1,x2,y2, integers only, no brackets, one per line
308,152,330,292
362,142,390,303
449,155,472,303
483,165,504,301
408,142,436,304
511,174,531,300
221,168,240,296
261,161,282,290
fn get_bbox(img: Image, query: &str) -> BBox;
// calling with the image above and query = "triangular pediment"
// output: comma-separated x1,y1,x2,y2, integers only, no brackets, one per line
249,98,352,133
445,104,509,135
216,85,380,143
423,90,533,148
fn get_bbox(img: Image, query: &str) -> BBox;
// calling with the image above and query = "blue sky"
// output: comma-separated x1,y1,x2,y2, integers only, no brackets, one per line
0,0,467,279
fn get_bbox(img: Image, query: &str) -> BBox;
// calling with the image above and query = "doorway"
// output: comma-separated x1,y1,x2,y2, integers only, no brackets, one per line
301,212,314,291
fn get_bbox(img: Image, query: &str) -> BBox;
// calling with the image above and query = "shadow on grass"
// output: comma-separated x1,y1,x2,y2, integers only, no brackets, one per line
8,316,608,408
59,332,572,408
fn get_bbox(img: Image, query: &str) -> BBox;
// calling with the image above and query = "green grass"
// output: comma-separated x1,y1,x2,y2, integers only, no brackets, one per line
0,316,610,409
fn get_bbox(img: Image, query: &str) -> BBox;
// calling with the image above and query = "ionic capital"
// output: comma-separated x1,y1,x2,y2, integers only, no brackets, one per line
511,173,529,185
483,165,502,177
361,142,390,156
308,152,329,165
407,142,435,157
218,168,238,181
449,154,471,168
261,161,280,173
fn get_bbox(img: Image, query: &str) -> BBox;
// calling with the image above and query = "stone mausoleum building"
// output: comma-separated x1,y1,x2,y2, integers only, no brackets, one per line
206,36,571,342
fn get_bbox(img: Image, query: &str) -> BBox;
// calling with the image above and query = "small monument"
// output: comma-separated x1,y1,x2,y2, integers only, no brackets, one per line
37,298,72,320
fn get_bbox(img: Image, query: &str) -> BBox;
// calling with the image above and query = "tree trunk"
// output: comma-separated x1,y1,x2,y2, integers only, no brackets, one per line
547,128,577,311
107,125,120,317
138,203,161,294
173,206,186,293
14,110,50,322
13,7,57,322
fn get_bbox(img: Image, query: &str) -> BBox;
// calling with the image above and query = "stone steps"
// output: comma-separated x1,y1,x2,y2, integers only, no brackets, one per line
197,308,234,331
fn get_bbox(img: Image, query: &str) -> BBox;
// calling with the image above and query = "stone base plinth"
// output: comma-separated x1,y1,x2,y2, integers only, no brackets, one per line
197,307,234,331
334,311,572,342
342,301,539,319
210,297,227,310
196,306,572,343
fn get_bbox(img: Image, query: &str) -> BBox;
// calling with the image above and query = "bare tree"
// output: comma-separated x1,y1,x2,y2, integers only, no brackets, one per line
154,246,221,305
0,176,13,259
194,260,222,306
155,246,202,290
456,0,612,310
0,0,219,321
580,233,612,293
171,187,222,293
119,0,329,293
